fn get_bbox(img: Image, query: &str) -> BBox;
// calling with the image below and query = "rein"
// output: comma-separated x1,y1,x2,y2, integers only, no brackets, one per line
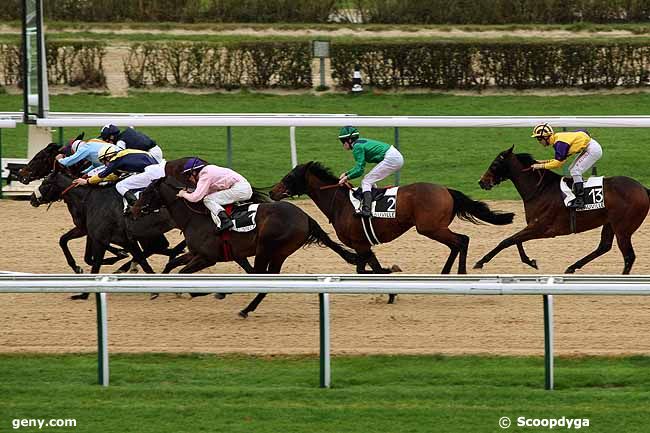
60,183,78,197
320,181,353,191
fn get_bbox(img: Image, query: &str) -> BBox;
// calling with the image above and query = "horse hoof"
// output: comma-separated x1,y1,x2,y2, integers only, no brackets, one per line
150,293,159,300
390,264,403,273
238,311,249,319
530,259,538,270
214,293,227,300
70,293,89,301
387,294,396,304
74,266,83,274
473,262,484,269
564,267,576,274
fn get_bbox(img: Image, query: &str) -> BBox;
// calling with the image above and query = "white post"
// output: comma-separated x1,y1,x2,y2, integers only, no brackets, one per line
96,292,109,386
290,126,298,168
318,281,331,388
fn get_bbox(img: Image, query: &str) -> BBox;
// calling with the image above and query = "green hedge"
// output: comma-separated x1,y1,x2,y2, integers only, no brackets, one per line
331,40,650,89
352,0,650,24
0,0,336,23
0,40,106,88
124,42,312,89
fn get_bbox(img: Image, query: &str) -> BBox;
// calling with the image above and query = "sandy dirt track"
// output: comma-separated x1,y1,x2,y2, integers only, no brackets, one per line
1,198,649,356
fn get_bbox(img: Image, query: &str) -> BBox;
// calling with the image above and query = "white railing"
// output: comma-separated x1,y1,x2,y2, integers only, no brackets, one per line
0,120,16,128
34,114,650,128
2,273,649,389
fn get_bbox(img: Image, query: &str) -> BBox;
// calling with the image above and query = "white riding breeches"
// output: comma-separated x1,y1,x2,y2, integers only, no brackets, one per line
203,180,253,226
361,146,404,192
148,145,164,163
569,139,602,183
115,162,166,196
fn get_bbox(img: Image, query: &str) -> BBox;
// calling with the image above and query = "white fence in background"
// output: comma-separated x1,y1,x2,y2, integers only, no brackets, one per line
2,273,650,389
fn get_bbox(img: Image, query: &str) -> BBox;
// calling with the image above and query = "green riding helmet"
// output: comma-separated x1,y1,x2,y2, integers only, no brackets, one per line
338,126,360,144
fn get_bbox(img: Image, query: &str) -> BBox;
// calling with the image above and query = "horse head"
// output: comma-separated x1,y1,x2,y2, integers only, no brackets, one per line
270,161,339,200
131,178,166,218
478,145,519,190
30,171,71,207
19,142,63,184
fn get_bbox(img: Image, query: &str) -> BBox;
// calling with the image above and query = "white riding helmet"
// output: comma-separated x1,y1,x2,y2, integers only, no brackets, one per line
71,140,86,154
98,144,120,163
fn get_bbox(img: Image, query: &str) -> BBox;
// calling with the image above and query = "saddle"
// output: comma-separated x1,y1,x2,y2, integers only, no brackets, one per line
349,187,399,219
223,202,259,233
559,177,605,212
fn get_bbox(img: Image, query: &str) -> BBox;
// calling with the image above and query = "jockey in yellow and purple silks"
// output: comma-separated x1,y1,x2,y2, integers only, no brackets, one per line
530,123,603,208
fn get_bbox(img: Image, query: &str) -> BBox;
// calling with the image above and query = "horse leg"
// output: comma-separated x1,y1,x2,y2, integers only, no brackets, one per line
239,252,273,318
59,227,85,274
355,250,396,303
516,242,538,270
418,228,469,274
72,240,107,301
614,232,636,275
474,226,544,269
210,257,253,301
162,252,194,274
565,224,614,274
125,241,155,274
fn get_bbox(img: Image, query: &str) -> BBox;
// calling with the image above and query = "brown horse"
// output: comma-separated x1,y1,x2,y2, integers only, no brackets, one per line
132,174,359,318
269,162,515,278
476,145,650,274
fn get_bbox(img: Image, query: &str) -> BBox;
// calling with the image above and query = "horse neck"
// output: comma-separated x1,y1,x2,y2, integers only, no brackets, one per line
304,173,345,221
158,182,194,230
507,158,554,202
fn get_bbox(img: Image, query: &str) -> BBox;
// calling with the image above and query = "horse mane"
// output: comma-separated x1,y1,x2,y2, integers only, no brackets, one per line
306,161,339,184
514,153,537,167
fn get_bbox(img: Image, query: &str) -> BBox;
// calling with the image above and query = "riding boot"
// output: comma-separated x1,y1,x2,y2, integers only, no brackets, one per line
358,191,372,217
571,182,585,208
123,191,138,215
215,211,234,234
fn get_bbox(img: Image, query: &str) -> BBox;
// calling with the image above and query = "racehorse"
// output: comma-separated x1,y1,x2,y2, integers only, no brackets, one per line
20,141,130,271
31,169,184,299
20,140,183,275
131,175,359,318
269,162,515,280
476,145,650,274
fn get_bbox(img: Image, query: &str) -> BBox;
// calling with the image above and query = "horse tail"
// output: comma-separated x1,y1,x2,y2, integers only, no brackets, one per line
448,188,514,225
305,217,358,265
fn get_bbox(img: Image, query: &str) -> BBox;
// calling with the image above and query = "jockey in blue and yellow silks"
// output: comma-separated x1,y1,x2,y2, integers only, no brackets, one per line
530,123,603,208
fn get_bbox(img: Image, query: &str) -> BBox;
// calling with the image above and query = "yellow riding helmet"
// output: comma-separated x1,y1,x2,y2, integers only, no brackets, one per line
98,144,119,163
531,123,554,139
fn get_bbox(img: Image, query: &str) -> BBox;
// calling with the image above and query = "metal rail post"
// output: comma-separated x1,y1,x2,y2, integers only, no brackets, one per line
95,292,109,386
318,282,331,388
394,127,400,185
226,127,232,168
543,294,554,390
290,126,298,168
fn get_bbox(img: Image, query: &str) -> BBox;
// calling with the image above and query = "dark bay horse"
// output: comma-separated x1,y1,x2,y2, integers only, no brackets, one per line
476,145,650,274
269,162,515,279
19,141,131,272
31,170,184,299
131,175,359,318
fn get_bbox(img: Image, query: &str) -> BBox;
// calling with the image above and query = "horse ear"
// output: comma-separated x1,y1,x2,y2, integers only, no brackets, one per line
507,145,515,154
75,132,85,141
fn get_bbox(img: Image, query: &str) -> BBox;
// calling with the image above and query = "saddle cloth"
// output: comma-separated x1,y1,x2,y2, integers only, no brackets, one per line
349,187,399,218
224,203,259,233
560,177,605,211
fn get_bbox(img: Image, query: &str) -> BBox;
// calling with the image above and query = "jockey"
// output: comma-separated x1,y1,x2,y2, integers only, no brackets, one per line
530,123,603,208
337,126,404,217
177,157,253,234
56,138,107,175
72,144,163,207
99,124,164,163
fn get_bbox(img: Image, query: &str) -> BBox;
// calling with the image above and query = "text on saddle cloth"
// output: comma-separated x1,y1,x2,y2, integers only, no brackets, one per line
349,187,399,219
225,203,259,233
560,177,605,211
